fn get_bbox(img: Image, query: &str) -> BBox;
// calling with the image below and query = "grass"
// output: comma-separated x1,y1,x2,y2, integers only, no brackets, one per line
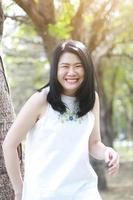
100,144,133,200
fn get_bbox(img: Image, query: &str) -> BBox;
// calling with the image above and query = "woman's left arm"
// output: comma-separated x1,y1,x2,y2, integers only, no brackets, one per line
89,92,119,175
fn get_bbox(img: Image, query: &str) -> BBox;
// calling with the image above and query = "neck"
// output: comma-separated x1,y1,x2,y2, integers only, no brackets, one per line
62,91,76,97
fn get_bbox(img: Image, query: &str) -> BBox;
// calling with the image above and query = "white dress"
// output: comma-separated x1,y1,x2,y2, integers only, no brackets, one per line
22,94,102,200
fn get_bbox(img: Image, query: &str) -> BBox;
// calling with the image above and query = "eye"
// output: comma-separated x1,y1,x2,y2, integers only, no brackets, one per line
59,65,69,68
75,65,83,68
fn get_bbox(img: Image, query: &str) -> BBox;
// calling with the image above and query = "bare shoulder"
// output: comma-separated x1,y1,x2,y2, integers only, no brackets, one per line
27,91,44,108
31,88,47,104
92,91,100,113
2,88,49,144
95,91,99,101
28,87,48,118
36,87,49,118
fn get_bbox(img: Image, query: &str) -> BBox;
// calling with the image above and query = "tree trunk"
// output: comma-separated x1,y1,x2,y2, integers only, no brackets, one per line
90,59,116,191
0,2,23,198
0,57,15,199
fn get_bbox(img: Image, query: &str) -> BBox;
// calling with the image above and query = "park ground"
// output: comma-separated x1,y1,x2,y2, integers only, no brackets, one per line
100,144,133,200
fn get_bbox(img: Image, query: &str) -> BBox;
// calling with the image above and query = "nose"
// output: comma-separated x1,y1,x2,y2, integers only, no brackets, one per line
67,66,76,75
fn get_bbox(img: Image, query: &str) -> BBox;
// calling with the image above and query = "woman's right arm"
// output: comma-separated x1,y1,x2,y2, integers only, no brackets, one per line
2,91,47,198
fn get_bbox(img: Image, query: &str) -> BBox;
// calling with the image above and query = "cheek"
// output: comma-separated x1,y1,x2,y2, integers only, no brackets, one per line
58,68,66,75
79,68,85,78
57,69,64,81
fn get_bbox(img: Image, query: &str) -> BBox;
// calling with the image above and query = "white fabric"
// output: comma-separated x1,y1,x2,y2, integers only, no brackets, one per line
22,94,102,200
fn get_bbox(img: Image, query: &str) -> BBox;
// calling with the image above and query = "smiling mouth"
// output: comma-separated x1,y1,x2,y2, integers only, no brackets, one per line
65,78,78,83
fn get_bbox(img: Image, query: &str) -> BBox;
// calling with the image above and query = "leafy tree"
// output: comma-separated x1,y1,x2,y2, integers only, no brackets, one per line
2,0,133,190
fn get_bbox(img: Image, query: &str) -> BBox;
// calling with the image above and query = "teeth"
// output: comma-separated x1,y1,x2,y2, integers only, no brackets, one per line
66,79,77,83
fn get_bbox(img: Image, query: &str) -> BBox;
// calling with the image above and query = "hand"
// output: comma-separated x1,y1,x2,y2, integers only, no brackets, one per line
15,192,22,200
104,147,119,175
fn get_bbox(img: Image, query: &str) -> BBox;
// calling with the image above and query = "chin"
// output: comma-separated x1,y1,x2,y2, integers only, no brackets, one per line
63,86,80,95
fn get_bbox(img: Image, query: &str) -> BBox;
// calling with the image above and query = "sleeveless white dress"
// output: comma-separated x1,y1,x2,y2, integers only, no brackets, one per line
22,94,102,200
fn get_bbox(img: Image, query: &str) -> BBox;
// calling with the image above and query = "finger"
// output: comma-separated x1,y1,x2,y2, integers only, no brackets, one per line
108,166,119,176
109,154,119,167
108,161,119,175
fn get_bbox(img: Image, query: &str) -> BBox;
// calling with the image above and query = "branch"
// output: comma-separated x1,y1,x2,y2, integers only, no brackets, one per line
107,53,133,60
92,10,133,66
37,0,55,23
5,14,31,24
14,0,44,30
89,0,118,52
0,56,10,94
92,34,115,67
71,0,93,41
109,65,119,106
14,0,55,33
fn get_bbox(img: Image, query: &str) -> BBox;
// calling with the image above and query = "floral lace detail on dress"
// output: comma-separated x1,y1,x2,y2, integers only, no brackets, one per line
58,108,83,123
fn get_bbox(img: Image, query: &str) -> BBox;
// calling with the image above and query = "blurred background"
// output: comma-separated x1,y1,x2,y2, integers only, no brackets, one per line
1,0,133,199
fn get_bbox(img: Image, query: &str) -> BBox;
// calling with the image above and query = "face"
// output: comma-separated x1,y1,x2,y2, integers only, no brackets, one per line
57,52,85,96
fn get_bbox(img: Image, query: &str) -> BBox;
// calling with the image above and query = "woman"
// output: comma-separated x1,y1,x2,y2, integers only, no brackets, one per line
3,40,119,200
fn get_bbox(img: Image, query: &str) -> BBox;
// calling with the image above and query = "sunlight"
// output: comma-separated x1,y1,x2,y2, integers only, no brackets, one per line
54,0,80,11
70,0,79,4
124,0,131,4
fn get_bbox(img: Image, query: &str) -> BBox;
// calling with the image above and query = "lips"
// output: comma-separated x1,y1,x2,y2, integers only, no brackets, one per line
65,78,78,83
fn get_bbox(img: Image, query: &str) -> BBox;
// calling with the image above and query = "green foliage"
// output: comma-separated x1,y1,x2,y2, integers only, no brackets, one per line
101,56,133,137
48,2,74,39
16,23,37,38
32,60,50,89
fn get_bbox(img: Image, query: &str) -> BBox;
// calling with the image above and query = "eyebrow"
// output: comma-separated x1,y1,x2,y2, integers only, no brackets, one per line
59,62,82,65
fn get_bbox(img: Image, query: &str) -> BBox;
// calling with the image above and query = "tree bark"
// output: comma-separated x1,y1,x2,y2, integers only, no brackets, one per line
0,58,15,199
14,0,58,59
0,2,23,198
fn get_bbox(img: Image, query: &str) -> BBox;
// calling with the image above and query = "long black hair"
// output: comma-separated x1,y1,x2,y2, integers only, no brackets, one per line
40,40,96,117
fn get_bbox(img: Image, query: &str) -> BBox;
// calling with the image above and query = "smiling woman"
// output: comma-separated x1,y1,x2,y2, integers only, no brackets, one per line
3,40,119,200
57,52,85,96
46,40,96,117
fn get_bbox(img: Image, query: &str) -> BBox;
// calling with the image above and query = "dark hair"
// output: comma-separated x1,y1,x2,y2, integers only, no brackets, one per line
40,40,96,117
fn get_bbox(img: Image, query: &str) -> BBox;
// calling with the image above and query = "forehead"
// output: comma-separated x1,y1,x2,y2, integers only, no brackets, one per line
58,52,81,64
